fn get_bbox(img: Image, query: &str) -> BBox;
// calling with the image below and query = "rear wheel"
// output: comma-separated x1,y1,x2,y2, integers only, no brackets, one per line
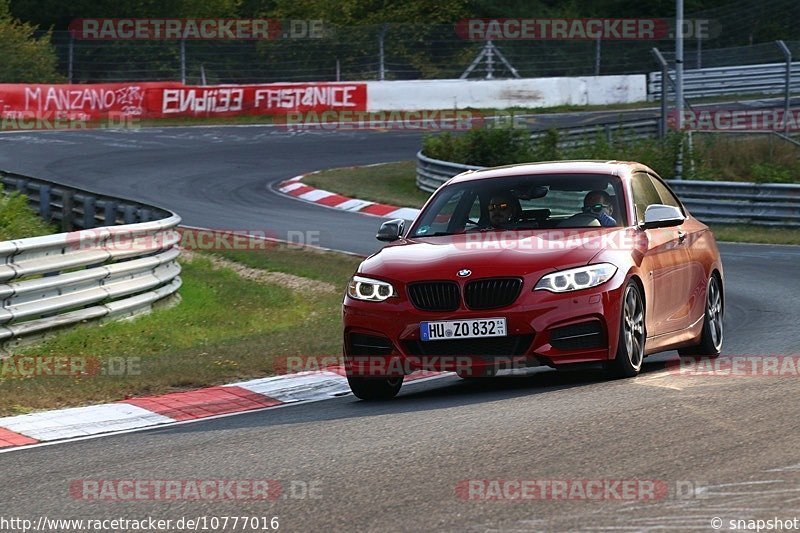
679,274,723,358
347,376,403,400
605,281,645,379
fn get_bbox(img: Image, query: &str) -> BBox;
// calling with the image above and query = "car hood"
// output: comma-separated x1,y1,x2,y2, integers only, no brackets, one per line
359,228,637,282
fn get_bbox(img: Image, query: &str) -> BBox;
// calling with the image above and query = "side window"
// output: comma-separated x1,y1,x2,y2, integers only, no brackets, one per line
631,172,661,224
649,175,684,213
416,190,464,235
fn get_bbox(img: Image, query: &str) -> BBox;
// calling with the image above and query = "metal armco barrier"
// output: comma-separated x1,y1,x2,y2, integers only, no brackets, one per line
0,171,182,351
648,61,800,100
529,119,661,148
415,151,800,228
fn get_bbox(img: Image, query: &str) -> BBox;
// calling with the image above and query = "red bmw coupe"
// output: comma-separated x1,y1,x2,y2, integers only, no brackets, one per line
342,161,724,400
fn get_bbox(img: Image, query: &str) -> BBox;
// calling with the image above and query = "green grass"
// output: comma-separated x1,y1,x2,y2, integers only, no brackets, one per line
303,161,430,208
213,239,362,285
0,244,362,416
709,225,800,246
303,161,800,245
0,187,56,240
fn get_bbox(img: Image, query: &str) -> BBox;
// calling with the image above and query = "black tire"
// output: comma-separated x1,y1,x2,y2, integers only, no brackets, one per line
605,281,645,379
678,274,723,358
347,376,403,400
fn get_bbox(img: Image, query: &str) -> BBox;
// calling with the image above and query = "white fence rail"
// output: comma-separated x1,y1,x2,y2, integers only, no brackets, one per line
415,151,800,228
0,172,181,351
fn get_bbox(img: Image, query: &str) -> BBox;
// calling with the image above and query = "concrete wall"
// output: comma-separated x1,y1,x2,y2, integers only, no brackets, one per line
365,75,646,111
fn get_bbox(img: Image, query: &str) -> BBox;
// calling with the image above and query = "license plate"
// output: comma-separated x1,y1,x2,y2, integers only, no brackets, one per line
420,318,507,341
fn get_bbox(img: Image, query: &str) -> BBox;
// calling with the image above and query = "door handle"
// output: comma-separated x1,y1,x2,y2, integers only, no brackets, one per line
677,230,687,244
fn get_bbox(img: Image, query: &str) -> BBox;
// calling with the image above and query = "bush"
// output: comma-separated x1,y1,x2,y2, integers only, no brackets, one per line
0,0,61,82
0,186,55,240
749,162,798,183
422,122,686,179
421,123,799,183
423,122,534,167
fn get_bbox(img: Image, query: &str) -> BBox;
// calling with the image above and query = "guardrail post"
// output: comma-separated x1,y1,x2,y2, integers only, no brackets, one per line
39,185,51,222
123,205,136,224
139,208,151,222
104,201,118,225
83,196,96,229
776,40,792,134
15,178,27,193
61,189,74,232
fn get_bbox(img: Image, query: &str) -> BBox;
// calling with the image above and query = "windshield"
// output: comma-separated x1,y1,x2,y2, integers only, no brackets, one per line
409,173,627,237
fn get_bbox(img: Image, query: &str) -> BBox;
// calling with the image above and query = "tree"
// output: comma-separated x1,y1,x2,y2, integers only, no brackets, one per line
0,0,60,82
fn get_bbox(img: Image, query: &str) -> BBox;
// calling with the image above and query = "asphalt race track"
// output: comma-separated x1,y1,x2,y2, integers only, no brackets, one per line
0,125,799,532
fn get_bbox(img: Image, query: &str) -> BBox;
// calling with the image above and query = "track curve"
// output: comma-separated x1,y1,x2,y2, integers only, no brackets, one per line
0,126,798,531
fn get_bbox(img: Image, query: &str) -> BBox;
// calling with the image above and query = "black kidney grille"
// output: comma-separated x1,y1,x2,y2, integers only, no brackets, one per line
404,335,533,357
464,278,523,310
407,282,460,311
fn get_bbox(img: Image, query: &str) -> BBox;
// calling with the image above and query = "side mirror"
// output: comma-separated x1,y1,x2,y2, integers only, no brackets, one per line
643,204,685,229
376,218,405,242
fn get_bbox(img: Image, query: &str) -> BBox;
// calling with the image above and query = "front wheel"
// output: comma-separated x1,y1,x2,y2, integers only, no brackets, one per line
678,274,723,358
347,376,403,400
605,281,645,379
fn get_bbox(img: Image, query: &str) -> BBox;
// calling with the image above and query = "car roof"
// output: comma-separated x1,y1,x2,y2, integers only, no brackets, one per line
447,160,653,185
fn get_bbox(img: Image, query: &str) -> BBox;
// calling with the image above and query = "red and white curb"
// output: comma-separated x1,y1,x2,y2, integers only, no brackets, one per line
276,169,421,221
0,368,445,451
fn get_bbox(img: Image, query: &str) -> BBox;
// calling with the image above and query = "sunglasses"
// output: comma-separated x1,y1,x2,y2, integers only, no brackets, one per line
489,202,510,211
583,203,609,213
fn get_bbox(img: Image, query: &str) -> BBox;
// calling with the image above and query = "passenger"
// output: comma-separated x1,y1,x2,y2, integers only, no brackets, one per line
583,190,617,227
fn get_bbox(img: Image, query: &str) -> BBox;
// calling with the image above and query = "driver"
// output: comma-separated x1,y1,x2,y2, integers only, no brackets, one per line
488,193,519,227
583,190,617,227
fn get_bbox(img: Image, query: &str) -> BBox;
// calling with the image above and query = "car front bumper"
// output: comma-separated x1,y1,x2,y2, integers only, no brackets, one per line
342,280,626,376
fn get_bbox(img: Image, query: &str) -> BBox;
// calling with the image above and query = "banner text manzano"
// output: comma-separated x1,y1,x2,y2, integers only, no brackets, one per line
0,82,367,121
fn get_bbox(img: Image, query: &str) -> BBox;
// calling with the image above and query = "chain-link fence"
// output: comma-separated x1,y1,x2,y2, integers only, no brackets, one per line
41,0,800,84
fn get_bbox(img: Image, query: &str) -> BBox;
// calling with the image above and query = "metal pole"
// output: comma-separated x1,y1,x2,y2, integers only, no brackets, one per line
180,39,186,84
675,0,685,179
594,34,601,76
652,48,669,139
776,40,792,134
486,41,494,80
336,58,341,81
68,36,74,83
378,25,386,81
200,64,206,85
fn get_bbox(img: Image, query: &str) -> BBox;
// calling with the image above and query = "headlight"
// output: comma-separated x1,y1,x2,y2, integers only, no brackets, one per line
347,275,396,302
534,263,617,293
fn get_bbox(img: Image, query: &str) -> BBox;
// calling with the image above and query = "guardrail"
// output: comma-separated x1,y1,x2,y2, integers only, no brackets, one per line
0,171,181,351
648,61,800,100
530,119,661,148
415,151,800,228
